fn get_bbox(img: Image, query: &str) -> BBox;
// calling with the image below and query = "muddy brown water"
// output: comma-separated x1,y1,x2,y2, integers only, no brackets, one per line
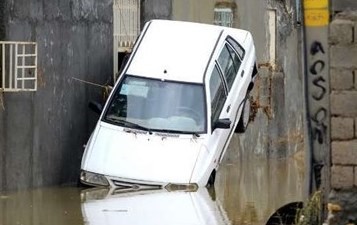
0,156,304,225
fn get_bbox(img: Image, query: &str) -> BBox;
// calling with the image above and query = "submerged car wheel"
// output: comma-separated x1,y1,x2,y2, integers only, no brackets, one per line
235,95,250,133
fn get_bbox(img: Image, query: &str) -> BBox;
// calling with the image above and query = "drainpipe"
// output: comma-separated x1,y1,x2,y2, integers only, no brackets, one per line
298,0,311,201
295,0,302,25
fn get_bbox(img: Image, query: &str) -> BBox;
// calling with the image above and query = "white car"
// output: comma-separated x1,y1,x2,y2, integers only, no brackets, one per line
80,19,257,189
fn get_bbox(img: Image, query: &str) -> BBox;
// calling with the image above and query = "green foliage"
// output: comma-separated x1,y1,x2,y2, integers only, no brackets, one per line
296,191,322,225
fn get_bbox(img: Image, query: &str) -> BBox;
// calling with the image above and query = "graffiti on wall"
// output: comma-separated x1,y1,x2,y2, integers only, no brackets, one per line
309,41,328,146
304,0,330,193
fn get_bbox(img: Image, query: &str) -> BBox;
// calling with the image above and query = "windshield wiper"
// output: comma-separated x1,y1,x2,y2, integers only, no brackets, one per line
105,117,153,134
153,129,200,137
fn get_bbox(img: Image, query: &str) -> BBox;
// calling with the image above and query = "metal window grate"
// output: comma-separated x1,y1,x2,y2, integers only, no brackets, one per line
214,8,234,27
113,0,140,82
0,41,37,92
113,0,140,52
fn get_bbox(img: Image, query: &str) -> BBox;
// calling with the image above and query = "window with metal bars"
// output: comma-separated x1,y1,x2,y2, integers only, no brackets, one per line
113,0,141,82
0,41,37,92
214,8,234,27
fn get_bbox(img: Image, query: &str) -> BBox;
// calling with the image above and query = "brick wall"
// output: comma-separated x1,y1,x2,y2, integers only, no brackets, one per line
328,11,357,225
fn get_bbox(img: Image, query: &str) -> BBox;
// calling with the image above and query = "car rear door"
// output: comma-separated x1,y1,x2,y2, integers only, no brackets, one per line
208,36,247,164
217,37,247,128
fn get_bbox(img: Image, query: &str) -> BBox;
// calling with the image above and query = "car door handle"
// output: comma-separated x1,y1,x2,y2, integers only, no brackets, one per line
241,70,245,77
226,104,231,113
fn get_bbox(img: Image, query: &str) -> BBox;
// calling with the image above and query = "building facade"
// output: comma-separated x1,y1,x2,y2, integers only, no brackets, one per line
328,7,357,225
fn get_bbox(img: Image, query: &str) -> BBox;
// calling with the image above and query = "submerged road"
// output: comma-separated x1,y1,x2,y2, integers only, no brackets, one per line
0,144,304,225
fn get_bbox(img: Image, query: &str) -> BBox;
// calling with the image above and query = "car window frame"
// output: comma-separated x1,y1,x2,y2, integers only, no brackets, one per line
209,64,228,130
216,37,245,92
226,35,245,60
218,43,241,90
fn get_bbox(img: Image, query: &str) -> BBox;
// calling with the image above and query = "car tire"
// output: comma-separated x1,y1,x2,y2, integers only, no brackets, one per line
235,95,250,133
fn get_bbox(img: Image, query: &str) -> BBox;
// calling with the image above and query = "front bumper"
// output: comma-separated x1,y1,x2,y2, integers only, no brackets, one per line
80,170,198,191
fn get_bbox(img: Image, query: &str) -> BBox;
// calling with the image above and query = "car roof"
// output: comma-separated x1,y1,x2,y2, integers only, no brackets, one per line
126,20,249,84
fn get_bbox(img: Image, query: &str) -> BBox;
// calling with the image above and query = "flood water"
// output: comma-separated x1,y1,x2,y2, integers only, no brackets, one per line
0,151,304,225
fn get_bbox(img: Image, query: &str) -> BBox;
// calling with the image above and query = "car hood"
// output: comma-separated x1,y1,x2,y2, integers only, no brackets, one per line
82,122,203,184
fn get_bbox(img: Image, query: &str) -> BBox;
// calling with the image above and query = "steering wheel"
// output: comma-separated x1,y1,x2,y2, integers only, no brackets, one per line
176,106,201,123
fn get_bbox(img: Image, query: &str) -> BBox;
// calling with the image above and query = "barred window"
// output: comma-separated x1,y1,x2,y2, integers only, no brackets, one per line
0,42,37,92
214,8,233,27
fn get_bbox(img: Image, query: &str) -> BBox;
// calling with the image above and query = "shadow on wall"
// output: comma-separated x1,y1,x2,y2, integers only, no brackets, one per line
141,0,172,27
0,0,4,39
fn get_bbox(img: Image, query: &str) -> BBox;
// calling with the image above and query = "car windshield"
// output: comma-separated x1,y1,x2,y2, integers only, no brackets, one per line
103,75,206,134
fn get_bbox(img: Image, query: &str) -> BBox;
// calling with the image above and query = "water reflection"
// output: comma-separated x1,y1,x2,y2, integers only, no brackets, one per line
0,154,304,225
215,155,305,225
81,188,230,225
0,187,84,225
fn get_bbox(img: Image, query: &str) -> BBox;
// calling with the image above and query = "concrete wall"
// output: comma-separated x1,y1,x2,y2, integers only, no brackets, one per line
0,0,113,191
332,0,357,11
328,11,357,225
141,0,172,26
0,0,5,192
172,0,215,24
233,0,304,158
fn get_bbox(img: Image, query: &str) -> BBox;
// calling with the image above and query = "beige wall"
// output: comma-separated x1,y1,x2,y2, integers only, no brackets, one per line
172,0,216,24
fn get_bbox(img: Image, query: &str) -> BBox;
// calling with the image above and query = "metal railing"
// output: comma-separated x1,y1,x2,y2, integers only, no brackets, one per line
214,8,234,27
113,0,140,52
0,41,37,92
113,0,140,82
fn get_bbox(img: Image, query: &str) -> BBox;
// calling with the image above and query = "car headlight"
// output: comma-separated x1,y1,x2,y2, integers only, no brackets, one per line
80,170,109,186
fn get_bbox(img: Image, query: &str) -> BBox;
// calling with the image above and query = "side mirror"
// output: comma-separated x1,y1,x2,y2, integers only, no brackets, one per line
213,118,231,130
88,101,103,114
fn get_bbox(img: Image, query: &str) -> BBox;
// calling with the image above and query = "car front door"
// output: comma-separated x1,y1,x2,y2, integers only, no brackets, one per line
207,64,231,168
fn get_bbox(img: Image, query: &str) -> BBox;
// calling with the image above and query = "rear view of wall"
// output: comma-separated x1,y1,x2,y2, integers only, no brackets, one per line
328,11,357,224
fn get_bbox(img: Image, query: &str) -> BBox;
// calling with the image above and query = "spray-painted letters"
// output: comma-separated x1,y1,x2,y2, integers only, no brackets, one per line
309,41,328,144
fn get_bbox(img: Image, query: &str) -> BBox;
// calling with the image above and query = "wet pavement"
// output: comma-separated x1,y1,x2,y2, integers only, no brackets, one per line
0,152,304,225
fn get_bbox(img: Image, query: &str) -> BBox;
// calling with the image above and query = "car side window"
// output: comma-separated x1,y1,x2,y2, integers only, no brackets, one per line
227,44,241,76
209,66,227,125
217,44,241,91
227,36,245,60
